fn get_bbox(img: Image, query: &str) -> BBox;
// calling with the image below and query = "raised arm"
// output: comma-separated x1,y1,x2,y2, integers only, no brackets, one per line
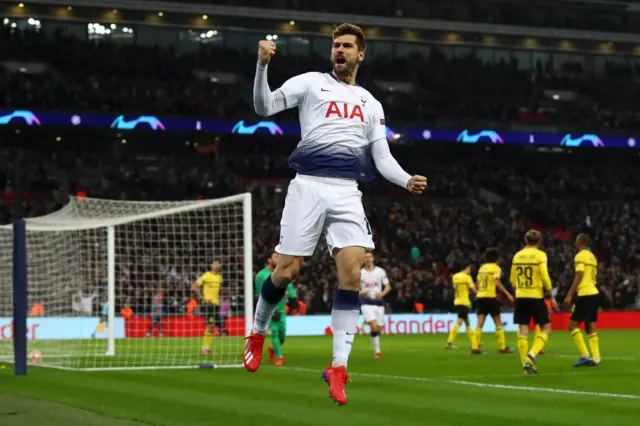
370,138,412,189
253,40,314,116
368,102,427,193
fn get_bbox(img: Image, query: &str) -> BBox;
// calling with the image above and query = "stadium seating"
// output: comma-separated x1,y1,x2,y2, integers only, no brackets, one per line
2,141,638,317
2,27,640,128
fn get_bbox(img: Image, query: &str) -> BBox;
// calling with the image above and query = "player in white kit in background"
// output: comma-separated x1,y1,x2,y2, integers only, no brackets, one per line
360,252,391,359
243,23,428,405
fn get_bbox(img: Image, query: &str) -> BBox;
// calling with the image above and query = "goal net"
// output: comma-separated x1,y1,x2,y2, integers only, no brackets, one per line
0,193,253,371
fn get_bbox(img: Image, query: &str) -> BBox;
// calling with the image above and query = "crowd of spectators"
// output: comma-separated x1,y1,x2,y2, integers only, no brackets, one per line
3,27,640,128
2,140,639,320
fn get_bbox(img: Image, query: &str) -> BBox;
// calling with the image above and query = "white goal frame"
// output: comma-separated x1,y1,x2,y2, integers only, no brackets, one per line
1,193,253,369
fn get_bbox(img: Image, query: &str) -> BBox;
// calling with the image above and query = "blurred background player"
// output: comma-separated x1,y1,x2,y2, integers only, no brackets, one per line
91,298,108,339
243,23,427,405
255,252,298,367
474,248,514,353
529,298,553,355
446,263,481,353
146,290,164,337
193,260,224,355
359,251,391,359
511,230,558,375
565,233,601,367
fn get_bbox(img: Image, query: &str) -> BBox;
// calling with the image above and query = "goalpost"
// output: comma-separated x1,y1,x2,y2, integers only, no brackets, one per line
0,193,253,371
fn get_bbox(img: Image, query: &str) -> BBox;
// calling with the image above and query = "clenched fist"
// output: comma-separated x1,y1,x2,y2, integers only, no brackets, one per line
407,175,427,195
257,40,276,65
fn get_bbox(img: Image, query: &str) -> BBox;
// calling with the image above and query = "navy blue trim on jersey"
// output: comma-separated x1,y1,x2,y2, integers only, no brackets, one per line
288,139,375,182
327,71,360,87
289,161,374,182
361,299,385,306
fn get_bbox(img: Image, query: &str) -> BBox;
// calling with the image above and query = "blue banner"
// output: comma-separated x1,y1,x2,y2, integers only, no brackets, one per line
0,317,125,341
0,109,636,148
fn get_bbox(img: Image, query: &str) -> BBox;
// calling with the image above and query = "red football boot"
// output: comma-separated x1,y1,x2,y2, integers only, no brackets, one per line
321,364,350,405
375,352,382,359
275,357,285,367
243,332,265,372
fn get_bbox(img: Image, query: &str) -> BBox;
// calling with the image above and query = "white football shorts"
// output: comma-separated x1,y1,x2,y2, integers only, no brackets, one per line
275,174,374,257
361,305,385,324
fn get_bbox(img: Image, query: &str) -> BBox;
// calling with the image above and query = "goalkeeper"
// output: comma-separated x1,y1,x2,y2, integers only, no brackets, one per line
91,299,108,339
255,252,297,367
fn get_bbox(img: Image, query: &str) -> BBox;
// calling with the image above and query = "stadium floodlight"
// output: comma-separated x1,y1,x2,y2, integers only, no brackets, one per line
0,194,253,371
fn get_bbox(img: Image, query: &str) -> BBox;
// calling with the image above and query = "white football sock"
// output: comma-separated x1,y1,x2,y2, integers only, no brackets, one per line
331,290,360,368
252,296,278,334
372,335,381,353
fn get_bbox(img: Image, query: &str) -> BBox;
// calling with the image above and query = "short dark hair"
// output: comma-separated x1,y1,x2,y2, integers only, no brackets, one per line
332,23,366,51
485,248,499,263
577,233,592,247
525,230,541,246
456,263,471,273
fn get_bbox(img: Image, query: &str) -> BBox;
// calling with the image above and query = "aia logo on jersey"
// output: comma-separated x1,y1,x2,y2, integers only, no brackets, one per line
325,102,364,122
365,281,377,288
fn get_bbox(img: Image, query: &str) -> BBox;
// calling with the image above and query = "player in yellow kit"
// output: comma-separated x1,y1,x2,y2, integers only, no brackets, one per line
565,233,601,367
446,264,481,354
511,230,558,375
193,260,224,355
475,248,515,353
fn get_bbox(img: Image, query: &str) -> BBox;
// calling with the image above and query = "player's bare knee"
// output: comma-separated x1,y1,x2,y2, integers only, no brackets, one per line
341,267,361,291
272,255,303,286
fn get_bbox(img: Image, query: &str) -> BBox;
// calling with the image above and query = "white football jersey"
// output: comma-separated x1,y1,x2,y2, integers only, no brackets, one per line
360,266,390,299
279,72,386,181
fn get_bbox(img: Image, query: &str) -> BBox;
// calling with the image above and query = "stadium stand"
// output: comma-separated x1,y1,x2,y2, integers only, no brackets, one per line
2,140,639,318
2,26,640,128
1,3,639,320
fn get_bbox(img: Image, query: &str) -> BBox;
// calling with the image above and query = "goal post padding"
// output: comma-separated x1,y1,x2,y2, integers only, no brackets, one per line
0,193,253,371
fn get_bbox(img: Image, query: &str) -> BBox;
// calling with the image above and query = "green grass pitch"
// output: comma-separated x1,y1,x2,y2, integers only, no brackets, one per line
1,330,639,426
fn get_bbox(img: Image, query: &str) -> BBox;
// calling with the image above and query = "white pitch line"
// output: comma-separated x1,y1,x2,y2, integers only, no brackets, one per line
449,380,640,400
278,366,640,400
441,371,608,379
